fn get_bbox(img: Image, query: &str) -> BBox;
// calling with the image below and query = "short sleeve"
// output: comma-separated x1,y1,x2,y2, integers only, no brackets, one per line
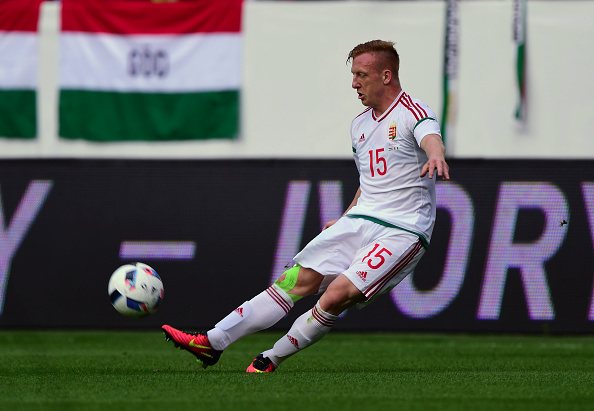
414,117,442,146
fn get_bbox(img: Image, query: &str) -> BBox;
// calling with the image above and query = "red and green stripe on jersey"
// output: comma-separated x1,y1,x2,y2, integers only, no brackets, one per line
59,0,243,142
367,92,435,129
398,93,438,132
398,92,429,122
0,0,42,139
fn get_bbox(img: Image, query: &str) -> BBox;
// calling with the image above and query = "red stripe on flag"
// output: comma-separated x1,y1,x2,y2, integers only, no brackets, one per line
0,0,42,32
61,0,242,34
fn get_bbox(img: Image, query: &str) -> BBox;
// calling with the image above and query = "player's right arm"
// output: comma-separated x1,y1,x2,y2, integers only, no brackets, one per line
322,187,361,230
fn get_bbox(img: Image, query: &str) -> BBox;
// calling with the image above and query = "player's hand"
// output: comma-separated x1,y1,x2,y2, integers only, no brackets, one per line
420,157,450,180
322,219,339,230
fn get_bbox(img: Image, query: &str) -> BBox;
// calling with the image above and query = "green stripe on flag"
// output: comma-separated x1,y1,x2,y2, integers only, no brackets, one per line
515,42,526,120
441,75,450,145
0,90,36,139
59,90,239,142
513,0,527,121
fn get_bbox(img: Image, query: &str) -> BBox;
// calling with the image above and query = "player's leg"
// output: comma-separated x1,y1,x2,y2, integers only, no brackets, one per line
246,218,366,372
247,228,425,373
162,265,323,367
206,265,323,349
246,275,362,373
318,273,367,314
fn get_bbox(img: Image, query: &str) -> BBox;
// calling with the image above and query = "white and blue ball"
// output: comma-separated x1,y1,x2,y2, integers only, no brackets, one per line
108,262,164,318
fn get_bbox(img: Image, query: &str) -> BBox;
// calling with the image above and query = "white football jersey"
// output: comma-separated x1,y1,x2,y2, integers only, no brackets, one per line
346,90,442,247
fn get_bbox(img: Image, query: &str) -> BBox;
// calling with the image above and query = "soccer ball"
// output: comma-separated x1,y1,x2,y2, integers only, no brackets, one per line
108,262,164,318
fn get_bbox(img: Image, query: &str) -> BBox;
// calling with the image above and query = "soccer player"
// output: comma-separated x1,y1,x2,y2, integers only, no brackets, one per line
162,40,450,373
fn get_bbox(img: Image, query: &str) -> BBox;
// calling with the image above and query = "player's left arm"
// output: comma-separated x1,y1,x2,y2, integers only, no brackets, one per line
420,134,450,180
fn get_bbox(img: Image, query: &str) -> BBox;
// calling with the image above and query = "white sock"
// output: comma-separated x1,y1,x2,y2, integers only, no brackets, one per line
207,284,294,351
264,301,338,367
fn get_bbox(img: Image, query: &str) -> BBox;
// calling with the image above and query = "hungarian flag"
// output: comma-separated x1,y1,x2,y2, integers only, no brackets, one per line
59,0,242,142
0,0,41,139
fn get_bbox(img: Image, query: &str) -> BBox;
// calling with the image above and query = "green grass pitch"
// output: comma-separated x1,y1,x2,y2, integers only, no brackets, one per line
1,330,594,410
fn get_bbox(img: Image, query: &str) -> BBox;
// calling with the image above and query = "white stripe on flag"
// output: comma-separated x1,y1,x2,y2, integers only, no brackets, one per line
119,241,196,260
0,33,37,88
60,33,241,92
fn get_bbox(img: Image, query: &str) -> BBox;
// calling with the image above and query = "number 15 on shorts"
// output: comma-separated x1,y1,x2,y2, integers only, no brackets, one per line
361,243,393,269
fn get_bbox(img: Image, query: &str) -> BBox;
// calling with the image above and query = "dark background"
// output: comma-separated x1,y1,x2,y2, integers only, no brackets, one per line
0,159,592,333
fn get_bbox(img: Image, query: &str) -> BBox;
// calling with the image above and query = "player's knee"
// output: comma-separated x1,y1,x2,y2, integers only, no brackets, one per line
320,276,364,315
275,265,299,291
274,265,304,303
274,265,322,303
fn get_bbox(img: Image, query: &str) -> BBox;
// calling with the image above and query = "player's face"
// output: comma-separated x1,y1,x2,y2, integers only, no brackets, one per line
351,53,385,109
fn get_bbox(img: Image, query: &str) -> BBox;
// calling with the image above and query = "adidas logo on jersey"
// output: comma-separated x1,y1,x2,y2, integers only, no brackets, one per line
359,133,365,142
234,307,244,317
287,335,299,349
356,271,368,281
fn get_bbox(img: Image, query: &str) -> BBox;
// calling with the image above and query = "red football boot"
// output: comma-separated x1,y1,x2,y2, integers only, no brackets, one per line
246,353,276,373
162,324,222,368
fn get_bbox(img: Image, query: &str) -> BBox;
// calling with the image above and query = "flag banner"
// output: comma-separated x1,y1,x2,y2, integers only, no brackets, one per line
441,0,458,152
0,0,41,139
59,0,242,142
513,0,527,122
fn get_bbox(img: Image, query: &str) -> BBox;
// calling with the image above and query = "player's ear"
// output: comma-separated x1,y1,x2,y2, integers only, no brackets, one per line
383,70,391,85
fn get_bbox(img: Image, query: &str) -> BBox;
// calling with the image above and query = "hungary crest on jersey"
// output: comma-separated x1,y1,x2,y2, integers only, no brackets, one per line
388,121,397,140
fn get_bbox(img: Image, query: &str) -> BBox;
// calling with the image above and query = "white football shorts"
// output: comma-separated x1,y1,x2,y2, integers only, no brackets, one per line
293,216,426,306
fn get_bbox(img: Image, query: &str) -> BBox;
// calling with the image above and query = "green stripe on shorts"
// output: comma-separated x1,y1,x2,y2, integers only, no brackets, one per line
346,214,429,249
